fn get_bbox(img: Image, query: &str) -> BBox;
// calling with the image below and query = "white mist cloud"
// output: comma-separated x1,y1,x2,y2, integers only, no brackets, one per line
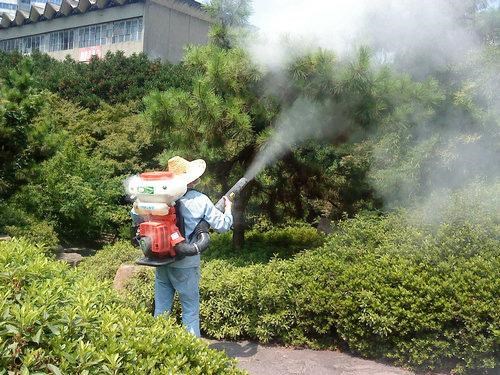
202,1,498,215
244,0,481,76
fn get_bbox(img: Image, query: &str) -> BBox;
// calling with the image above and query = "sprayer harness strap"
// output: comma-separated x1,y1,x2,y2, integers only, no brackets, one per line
177,188,208,242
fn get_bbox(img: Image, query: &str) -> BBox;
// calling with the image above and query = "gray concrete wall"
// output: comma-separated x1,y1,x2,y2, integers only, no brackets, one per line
143,0,210,62
0,3,145,40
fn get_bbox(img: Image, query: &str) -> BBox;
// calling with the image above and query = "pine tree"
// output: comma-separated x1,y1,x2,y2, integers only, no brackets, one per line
0,59,44,198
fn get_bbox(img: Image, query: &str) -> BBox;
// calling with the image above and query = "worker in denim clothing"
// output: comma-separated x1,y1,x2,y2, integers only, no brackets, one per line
132,156,233,337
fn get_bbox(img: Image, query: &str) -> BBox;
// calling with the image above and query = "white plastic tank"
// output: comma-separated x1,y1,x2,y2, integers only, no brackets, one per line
125,171,188,209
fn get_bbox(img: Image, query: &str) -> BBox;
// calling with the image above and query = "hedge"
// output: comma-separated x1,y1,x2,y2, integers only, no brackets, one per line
122,210,498,373
77,225,324,285
0,239,243,374
78,240,142,281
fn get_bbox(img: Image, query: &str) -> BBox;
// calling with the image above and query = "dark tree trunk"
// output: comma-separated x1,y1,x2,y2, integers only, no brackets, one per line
231,180,254,250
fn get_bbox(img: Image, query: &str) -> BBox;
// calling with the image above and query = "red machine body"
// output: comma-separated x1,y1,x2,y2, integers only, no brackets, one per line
139,206,185,258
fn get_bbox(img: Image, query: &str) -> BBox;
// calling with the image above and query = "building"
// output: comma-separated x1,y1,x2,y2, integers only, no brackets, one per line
0,0,17,18
0,0,211,62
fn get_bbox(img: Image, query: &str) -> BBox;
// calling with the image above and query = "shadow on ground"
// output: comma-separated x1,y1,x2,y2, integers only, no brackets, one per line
208,340,258,358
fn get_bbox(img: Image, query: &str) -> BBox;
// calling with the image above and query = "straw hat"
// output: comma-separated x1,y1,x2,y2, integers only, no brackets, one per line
167,156,206,183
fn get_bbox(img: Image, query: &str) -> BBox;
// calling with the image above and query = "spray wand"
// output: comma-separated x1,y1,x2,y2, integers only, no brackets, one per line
214,177,249,211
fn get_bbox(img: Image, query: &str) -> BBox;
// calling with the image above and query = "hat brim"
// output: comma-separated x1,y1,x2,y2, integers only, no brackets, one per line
184,159,206,183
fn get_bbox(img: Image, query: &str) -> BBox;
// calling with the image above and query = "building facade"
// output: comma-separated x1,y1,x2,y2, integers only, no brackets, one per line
0,0,18,18
0,0,210,62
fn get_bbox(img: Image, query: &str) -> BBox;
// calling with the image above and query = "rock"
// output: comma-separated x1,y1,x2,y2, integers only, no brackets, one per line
113,264,144,291
63,247,96,256
57,252,84,267
317,217,333,234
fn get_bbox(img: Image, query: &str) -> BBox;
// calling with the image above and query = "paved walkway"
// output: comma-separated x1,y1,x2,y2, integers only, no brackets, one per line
208,340,413,375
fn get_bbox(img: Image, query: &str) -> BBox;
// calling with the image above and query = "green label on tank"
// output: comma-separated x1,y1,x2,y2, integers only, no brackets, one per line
138,186,154,194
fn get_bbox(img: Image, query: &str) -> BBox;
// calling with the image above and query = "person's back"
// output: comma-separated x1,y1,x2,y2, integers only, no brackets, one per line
169,189,233,269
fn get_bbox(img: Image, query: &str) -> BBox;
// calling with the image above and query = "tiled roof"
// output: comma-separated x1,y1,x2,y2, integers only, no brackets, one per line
0,0,203,29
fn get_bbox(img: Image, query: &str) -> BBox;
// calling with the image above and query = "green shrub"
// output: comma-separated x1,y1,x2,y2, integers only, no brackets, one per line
4,221,59,249
204,225,325,266
0,239,242,374
196,212,499,373
126,209,498,373
78,241,142,281
0,203,59,249
10,143,129,245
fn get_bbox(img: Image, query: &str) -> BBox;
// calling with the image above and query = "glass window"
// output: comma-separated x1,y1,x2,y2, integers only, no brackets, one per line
33,35,40,52
113,21,125,44
125,20,132,42
0,17,143,55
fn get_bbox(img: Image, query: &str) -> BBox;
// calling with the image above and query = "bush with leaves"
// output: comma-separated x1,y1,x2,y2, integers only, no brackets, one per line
122,184,500,373
204,225,325,266
0,51,192,109
9,143,128,245
0,238,242,374
0,202,59,248
0,59,46,198
79,241,142,282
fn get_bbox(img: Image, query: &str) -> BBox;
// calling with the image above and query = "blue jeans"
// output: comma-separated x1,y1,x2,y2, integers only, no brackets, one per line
154,266,201,337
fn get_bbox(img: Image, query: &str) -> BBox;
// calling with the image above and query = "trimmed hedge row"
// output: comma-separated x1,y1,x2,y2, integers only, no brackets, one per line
78,225,324,282
122,211,498,373
0,239,242,374
203,225,325,265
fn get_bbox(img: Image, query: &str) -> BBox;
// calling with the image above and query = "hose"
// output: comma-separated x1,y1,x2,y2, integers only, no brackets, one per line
174,220,210,257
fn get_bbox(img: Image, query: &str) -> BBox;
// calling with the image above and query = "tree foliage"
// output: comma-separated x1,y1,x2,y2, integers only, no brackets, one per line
0,50,192,109
0,59,45,198
145,42,274,247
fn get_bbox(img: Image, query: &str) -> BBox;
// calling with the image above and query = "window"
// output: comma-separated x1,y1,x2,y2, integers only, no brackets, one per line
0,3,17,10
112,21,125,43
0,17,143,54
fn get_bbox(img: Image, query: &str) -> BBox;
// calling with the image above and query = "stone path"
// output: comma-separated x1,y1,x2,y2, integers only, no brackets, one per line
208,340,414,375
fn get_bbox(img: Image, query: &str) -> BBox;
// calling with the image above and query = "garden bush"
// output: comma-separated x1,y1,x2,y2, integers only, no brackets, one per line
78,241,141,281
199,213,498,372
0,239,242,374
204,225,325,265
122,187,499,373
0,203,59,249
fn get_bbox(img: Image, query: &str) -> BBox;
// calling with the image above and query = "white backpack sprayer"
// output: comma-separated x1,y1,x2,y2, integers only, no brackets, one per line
125,172,248,267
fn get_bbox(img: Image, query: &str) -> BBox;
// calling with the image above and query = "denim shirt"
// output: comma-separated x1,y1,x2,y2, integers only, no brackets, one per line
131,190,233,268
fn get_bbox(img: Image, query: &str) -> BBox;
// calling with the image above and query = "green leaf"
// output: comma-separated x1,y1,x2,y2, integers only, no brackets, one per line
46,364,62,375
32,328,42,344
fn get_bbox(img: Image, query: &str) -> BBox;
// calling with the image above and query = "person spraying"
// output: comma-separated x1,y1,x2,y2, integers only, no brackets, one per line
127,156,235,337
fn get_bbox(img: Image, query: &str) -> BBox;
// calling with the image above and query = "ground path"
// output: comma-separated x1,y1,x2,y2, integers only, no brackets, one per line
208,340,413,375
